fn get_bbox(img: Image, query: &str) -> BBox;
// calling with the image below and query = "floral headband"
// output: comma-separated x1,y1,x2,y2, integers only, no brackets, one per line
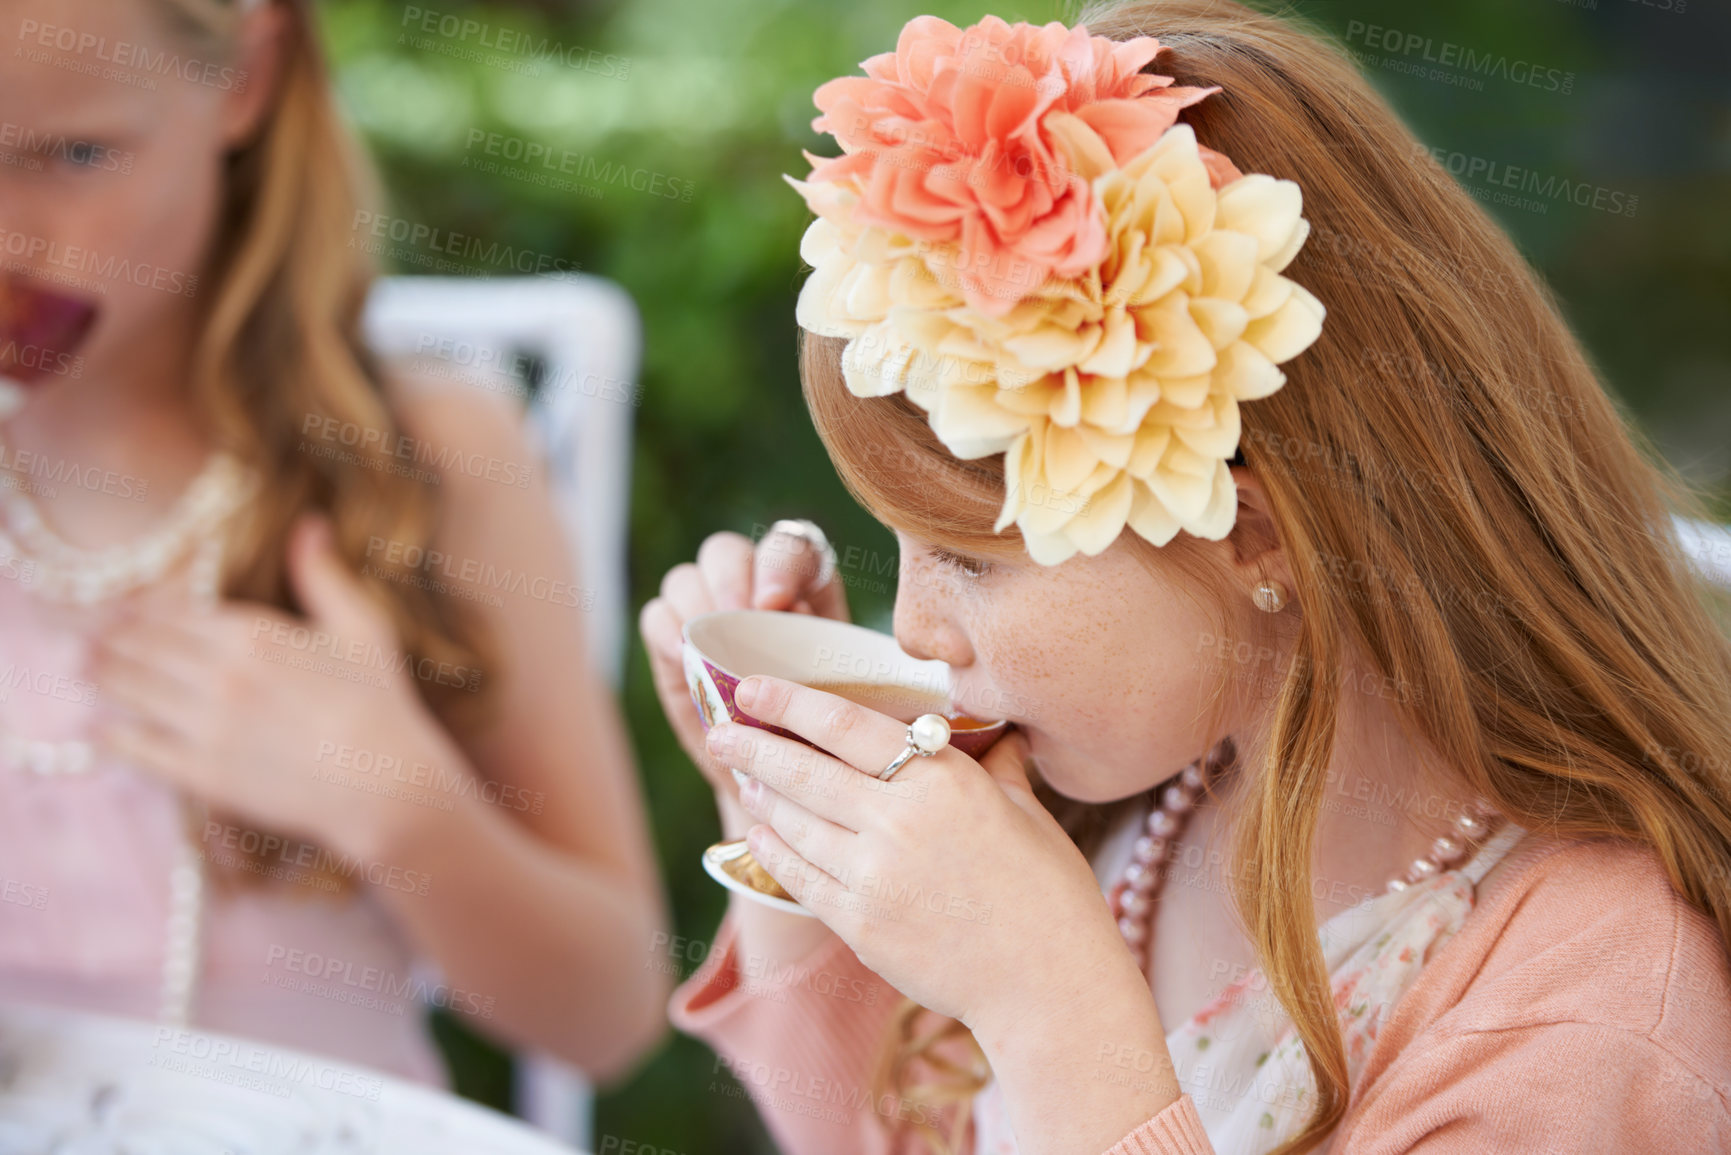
789,16,1325,565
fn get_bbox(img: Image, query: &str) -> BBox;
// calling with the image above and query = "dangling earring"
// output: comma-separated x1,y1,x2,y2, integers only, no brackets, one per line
1251,578,1288,614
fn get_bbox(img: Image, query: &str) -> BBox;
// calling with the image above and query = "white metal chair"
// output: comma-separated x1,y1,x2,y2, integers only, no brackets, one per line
363,272,641,1149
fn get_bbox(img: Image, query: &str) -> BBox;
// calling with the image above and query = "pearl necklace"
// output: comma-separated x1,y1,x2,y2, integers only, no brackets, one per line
0,450,248,605
0,445,253,1026
1107,740,1505,973
0,446,245,777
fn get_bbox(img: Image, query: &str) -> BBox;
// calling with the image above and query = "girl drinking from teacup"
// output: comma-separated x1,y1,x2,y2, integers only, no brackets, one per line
641,2,1731,1151
0,0,666,1082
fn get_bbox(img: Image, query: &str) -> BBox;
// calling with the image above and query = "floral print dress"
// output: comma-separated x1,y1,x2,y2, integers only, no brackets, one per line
970,820,1528,1155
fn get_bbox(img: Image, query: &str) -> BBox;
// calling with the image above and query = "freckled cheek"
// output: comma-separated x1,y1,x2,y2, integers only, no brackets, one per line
966,621,1127,731
988,629,1194,763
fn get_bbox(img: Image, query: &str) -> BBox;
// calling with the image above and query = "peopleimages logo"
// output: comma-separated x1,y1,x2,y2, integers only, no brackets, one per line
299,413,535,489
0,229,198,297
1415,144,1639,217
348,212,582,280
0,121,134,173
0,339,83,381
463,130,695,203
0,444,151,500
201,822,434,897
398,5,629,79
1,877,49,911
247,614,483,693
263,944,497,1018
149,1028,383,1102
0,663,98,708
363,535,593,611
1344,21,1574,94
14,19,249,92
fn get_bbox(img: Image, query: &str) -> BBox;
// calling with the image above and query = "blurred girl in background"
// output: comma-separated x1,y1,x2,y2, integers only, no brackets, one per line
0,0,666,1083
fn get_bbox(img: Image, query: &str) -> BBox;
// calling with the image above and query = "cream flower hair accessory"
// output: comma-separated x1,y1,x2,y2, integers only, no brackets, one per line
789,15,1325,565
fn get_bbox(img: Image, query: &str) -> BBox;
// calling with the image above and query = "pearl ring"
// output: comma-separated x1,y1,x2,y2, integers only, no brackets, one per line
877,714,950,781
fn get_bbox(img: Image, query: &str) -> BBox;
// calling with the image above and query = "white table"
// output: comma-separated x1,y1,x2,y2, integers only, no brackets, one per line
0,1002,585,1154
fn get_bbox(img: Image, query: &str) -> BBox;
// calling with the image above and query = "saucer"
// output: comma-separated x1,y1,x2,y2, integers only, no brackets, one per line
701,838,817,918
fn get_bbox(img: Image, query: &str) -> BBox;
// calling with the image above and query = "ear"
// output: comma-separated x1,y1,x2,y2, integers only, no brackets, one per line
1225,466,1294,593
218,1,293,150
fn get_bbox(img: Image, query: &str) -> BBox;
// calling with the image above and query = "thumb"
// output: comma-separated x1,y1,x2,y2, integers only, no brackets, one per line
976,727,1035,800
288,514,394,646
750,524,851,622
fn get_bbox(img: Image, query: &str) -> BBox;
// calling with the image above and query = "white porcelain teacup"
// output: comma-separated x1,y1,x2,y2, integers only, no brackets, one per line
682,610,1008,913
681,609,1007,758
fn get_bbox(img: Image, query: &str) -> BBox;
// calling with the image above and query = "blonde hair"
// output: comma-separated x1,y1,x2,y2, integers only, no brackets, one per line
798,1,1731,1150
152,0,493,882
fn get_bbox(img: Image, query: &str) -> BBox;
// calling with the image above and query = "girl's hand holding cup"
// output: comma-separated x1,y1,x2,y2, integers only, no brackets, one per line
640,520,848,835
641,521,849,959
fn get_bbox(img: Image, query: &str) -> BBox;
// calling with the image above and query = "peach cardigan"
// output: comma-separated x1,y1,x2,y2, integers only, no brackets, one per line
670,836,1731,1153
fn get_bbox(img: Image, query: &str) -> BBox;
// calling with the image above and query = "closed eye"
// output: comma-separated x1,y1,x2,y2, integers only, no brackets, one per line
928,546,990,579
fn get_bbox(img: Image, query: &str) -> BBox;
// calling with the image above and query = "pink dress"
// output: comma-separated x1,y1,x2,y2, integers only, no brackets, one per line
0,541,445,1083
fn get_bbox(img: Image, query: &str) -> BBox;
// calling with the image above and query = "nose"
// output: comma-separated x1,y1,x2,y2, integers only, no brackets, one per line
892,565,976,669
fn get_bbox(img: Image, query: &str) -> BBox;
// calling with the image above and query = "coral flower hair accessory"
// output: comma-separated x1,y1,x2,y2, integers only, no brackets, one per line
790,16,1326,564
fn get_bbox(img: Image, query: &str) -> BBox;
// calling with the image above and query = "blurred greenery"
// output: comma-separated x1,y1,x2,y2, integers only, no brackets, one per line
315,0,1731,1150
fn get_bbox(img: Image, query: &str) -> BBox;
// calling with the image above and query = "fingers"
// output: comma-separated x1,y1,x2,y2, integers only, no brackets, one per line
731,676,939,791
93,644,208,742
638,596,688,672
707,722,868,830
288,514,393,646
752,528,818,611
753,528,850,621
734,773,854,872
115,598,224,644
696,531,757,612
95,618,211,692
746,824,852,914
642,560,715,673
95,715,195,787
642,622,703,743
803,574,850,623
640,597,729,786
658,561,717,624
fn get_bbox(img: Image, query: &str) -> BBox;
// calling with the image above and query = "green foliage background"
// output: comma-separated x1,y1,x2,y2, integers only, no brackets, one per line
316,0,1730,1150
